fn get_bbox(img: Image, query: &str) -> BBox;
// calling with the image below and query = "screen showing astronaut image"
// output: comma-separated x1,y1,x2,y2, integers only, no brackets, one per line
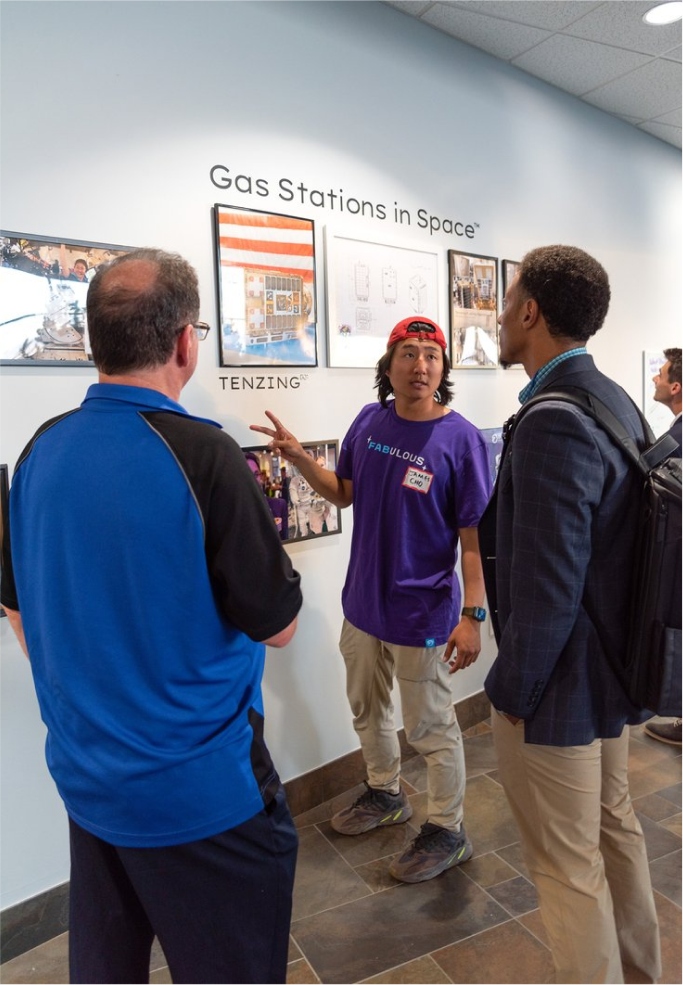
242,441,341,544
0,231,133,366
0,464,9,618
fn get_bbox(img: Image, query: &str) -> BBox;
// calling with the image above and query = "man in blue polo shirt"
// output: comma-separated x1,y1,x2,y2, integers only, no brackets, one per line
1,248,303,984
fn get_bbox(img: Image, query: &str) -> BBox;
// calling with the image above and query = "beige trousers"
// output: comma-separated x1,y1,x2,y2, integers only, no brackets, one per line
492,711,662,984
339,619,465,831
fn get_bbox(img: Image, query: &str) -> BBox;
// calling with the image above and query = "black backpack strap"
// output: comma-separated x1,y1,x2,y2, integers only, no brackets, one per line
516,386,677,474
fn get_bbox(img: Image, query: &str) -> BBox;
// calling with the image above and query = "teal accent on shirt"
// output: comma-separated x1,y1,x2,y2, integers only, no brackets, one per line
518,348,587,405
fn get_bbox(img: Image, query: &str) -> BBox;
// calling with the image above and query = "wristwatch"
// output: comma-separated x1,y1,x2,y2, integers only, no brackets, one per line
462,606,487,622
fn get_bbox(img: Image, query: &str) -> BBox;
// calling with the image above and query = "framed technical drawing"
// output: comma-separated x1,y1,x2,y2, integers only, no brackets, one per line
242,441,341,545
0,231,133,366
643,350,673,439
214,204,318,368
0,464,9,618
449,250,498,368
502,259,520,300
326,231,441,368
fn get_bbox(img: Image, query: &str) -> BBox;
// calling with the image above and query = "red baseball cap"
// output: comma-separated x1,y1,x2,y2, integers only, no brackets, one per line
386,317,447,352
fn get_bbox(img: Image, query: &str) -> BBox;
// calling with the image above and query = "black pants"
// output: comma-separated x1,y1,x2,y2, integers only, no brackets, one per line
68,785,298,984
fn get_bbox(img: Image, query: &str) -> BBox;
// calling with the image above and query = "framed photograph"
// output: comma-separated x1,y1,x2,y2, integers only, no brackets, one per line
1,231,133,366
214,204,317,368
479,427,504,487
242,441,341,544
0,464,9,618
326,232,440,368
449,250,498,368
643,350,672,438
502,259,520,299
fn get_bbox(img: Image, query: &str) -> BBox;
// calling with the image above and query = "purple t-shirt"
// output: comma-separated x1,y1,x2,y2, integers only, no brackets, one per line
337,401,491,647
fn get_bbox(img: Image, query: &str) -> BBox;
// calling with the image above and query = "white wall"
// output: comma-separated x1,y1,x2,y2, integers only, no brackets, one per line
0,0,679,910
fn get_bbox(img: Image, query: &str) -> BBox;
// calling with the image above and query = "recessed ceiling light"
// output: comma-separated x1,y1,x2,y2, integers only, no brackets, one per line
643,1,683,25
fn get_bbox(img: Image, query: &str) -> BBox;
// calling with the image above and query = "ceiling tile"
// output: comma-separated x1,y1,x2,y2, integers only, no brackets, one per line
653,106,683,125
566,0,682,56
385,1,435,16
637,120,682,148
614,112,648,124
421,3,551,59
450,1,603,32
583,57,681,119
662,44,682,61
512,35,652,95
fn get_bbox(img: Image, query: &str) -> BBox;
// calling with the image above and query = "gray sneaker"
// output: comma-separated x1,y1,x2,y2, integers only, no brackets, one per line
330,782,413,835
644,719,682,746
389,822,472,883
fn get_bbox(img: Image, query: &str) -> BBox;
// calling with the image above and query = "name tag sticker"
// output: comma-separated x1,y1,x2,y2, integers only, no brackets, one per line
402,466,434,494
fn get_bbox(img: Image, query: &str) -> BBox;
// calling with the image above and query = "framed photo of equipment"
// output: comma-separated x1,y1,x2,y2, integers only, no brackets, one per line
449,250,498,368
214,204,318,368
326,231,441,368
0,231,133,366
0,464,9,618
242,440,341,544
502,259,520,300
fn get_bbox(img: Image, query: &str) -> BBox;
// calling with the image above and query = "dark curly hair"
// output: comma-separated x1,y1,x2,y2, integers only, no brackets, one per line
664,348,681,386
374,345,454,407
517,245,610,342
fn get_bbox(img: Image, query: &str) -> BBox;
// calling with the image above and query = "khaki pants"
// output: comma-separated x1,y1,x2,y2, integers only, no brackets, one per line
492,711,661,984
339,619,465,831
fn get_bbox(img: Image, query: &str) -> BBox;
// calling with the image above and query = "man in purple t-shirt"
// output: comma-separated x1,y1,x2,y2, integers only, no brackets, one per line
252,317,491,883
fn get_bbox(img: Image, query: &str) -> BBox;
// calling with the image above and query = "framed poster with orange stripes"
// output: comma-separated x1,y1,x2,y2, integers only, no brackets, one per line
214,204,317,367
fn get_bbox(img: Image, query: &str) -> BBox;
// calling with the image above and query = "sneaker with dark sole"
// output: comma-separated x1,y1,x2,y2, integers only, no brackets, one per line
644,719,682,746
330,782,413,835
389,821,472,883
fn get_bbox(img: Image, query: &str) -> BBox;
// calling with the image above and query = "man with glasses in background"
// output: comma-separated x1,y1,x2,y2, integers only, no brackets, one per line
2,249,302,984
252,316,491,884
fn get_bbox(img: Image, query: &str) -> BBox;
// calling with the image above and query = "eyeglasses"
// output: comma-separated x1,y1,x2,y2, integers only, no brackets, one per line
193,321,210,341
406,321,435,334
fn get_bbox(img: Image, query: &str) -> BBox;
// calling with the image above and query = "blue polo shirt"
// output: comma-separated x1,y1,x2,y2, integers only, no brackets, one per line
2,385,302,847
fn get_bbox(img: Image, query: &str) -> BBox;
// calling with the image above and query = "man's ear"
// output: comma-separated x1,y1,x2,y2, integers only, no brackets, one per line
176,324,194,367
671,380,682,397
522,296,540,330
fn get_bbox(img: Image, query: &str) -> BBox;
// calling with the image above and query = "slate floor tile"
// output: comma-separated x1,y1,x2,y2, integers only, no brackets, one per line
292,826,372,920
649,849,682,906
432,918,554,984
361,954,452,983
317,816,419,869
486,875,539,917
291,867,508,985
633,792,681,822
658,783,682,809
287,957,321,983
517,908,550,948
459,850,518,889
659,813,681,838
495,842,530,880
654,889,683,984
462,732,500,776
637,811,682,862
0,932,69,984
628,758,683,800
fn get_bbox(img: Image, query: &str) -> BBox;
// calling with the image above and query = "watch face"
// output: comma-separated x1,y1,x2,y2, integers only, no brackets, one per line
464,606,486,621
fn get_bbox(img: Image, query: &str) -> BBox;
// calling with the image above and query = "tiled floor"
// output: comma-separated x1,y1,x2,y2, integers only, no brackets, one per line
1,722,680,984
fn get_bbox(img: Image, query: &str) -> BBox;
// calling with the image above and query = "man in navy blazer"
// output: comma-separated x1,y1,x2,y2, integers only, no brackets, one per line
480,246,661,984
644,348,681,747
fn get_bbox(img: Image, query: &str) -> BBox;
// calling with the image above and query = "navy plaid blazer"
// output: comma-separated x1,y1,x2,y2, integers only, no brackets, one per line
481,354,651,746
